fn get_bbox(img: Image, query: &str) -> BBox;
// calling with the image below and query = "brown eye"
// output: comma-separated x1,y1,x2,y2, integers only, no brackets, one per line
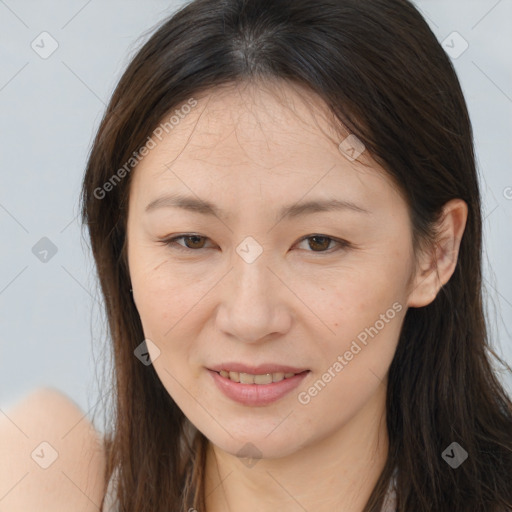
180,235,207,249
162,234,212,252
296,235,348,253
161,233,349,255
306,236,332,251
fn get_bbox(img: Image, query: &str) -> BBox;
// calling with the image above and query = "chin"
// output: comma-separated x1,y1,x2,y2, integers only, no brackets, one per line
203,423,313,461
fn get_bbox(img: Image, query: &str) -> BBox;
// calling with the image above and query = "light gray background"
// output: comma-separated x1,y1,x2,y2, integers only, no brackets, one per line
1,0,511,431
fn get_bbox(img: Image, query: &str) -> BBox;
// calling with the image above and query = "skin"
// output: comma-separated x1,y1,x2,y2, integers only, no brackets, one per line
126,80,467,512
0,388,106,511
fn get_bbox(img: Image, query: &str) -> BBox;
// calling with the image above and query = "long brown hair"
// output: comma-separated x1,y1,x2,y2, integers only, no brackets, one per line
80,0,512,510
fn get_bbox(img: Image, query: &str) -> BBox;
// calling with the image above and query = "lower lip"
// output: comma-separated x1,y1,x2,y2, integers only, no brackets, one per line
208,369,310,406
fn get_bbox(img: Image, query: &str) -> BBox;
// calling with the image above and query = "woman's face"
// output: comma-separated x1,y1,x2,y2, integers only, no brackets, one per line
126,81,422,459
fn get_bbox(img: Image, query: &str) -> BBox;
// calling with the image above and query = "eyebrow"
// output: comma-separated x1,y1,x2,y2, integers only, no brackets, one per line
145,193,370,221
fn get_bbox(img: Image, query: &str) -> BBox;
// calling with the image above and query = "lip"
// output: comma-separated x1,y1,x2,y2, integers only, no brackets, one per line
207,368,310,406
208,363,309,374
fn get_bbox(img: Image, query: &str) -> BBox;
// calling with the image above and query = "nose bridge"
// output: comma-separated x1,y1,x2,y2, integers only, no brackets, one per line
216,236,291,342
232,237,275,314
234,245,270,302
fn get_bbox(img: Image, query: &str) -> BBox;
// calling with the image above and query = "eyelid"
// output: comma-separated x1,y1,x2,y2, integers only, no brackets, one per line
158,233,351,254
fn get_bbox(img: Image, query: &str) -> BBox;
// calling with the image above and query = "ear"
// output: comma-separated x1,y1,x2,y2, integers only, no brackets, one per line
407,198,468,308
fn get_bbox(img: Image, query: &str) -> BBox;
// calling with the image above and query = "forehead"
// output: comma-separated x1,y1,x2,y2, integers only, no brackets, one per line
128,80,400,212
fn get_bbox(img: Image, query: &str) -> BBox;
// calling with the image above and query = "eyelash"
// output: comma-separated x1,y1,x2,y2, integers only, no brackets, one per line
159,233,351,255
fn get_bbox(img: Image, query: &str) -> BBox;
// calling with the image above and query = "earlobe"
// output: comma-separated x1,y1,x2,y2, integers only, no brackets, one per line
407,199,468,308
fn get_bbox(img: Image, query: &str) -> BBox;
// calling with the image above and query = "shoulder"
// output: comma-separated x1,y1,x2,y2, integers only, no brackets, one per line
0,387,107,511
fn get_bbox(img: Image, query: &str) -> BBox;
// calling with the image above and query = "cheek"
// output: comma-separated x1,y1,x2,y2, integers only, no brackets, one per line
304,263,405,338
296,260,408,404
295,300,405,427
129,243,198,334
131,266,215,386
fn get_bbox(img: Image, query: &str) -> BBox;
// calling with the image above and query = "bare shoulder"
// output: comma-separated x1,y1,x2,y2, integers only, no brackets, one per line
0,387,107,512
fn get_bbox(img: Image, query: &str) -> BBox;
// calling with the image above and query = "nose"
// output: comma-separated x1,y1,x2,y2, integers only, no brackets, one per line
215,255,292,344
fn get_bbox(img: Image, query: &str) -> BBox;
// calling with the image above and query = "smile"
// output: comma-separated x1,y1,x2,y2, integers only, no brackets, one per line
218,370,298,384
208,368,310,406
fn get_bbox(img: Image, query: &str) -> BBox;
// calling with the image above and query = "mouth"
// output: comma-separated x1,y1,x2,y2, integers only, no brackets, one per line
216,370,304,384
208,362,309,383
207,364,310,406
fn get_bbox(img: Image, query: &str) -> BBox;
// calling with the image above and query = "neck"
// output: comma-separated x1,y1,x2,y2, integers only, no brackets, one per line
203,382,389,512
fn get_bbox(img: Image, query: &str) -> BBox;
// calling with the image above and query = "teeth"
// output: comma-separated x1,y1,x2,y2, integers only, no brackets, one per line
254,373,273,384
272,372,285,382
239,372,255,384
218,370,300,384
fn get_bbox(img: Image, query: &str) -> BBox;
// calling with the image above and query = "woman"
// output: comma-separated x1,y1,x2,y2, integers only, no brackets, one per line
80,0,512,510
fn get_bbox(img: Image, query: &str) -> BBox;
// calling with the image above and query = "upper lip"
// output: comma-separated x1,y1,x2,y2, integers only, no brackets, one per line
208,363,309,375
